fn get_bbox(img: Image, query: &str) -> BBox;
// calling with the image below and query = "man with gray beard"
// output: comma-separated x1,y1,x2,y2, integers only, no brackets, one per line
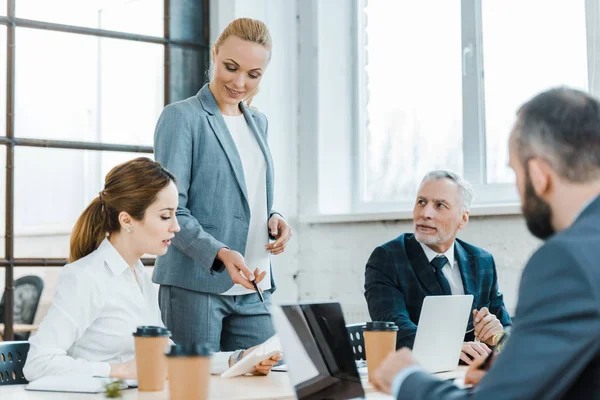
364,171,511,364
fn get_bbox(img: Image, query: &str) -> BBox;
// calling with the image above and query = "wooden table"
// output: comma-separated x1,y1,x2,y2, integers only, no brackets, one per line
0,324,39,340
0,368,467,399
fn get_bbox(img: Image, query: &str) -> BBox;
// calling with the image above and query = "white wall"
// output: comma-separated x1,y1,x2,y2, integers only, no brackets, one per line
295,216,539,323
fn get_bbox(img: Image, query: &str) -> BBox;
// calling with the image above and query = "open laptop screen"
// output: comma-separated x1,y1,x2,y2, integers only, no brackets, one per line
273,302,365,400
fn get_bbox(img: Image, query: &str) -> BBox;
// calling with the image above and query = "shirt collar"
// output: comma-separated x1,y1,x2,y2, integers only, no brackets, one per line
97,238,144,276
419,241,455,269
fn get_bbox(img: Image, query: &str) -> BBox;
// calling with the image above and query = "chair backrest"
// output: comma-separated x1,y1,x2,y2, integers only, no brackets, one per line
346,323,366,361
0,341,29,385
0,275,44,340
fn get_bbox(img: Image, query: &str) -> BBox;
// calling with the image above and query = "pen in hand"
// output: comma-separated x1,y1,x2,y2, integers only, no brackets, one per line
251,280,270,313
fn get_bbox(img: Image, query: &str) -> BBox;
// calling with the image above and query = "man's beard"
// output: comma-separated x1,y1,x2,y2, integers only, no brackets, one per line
522,174,555,240
415,232,441,246
414,224,453,247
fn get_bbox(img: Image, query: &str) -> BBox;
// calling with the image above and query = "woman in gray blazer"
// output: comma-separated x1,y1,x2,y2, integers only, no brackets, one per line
152,18,292,352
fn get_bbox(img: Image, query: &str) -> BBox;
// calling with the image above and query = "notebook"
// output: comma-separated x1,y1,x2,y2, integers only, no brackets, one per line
26,376,134,393
220,335,282,378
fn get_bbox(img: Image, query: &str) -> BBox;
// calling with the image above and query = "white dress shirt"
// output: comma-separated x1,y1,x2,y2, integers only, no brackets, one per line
221,114,271,295
24,239,231,381
419,241,465,295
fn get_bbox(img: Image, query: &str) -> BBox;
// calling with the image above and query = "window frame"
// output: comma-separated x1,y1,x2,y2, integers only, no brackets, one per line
1,0,210,339
352,0,597,214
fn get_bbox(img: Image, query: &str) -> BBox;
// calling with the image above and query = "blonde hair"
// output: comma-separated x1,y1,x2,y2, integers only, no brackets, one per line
213,18,272,106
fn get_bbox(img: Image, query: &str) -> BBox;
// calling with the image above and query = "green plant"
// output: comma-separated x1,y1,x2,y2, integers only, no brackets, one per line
104,379,124,398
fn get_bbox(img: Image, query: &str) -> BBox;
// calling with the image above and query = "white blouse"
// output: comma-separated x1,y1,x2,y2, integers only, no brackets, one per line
24,239,231,381
221,114,271,295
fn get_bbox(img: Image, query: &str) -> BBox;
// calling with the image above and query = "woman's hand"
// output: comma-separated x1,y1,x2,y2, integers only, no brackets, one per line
109,358,137,380
217,248,267,290
241,346,283,376
265,214,292,255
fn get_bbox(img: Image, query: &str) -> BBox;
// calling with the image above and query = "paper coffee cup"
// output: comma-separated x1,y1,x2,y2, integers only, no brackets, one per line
166,344,213,400
363,321,398,383
133,326,171,391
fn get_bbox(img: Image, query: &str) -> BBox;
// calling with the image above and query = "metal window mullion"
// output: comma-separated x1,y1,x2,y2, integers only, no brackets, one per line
164,0,170,106
14,17,204,48
0,16,206,49
4,0,16,341
0,137,153,153
0,258,156,267
461,0,487,185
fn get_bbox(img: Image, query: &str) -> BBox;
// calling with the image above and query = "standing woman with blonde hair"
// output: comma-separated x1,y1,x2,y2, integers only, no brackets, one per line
153,18,292,353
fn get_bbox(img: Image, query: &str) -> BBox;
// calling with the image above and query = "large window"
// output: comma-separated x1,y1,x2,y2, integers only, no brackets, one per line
481,0,588,183
15,28,163,145
357,0,593,210
1,0,209,339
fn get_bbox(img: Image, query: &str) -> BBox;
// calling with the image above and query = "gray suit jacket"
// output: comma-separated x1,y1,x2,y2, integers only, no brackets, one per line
397,196,600,400
152,84,277,294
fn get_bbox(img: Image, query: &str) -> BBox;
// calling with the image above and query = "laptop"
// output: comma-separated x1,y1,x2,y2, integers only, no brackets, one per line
412,294,474,373
271,301,393,400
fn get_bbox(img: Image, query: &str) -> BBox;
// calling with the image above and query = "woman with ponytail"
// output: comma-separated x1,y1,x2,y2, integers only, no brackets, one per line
23,157,279,382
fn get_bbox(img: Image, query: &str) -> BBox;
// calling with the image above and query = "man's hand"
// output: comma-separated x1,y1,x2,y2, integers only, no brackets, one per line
109,358,137,380
265,214,292,255
371,348,418,394
464,352,489,386
217,248,266,290
460,342,490,365
473,307,503,345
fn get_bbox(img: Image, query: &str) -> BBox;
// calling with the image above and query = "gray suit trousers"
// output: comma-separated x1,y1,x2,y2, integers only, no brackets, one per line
158,285,275,351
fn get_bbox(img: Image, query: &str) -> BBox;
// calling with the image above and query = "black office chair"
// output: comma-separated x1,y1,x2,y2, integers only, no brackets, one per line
0,341,29,385
0,275,44,340
346,323,366,361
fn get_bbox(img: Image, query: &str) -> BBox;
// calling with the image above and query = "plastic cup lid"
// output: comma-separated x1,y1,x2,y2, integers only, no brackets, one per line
363,321,399,332
132,325,172,337
166,344,213,357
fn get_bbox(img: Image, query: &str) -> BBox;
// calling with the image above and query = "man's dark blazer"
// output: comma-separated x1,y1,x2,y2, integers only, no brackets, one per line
364,233,511,349
394,196,600,399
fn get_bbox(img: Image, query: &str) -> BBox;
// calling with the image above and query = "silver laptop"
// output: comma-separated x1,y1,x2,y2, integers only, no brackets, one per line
412,294,473,373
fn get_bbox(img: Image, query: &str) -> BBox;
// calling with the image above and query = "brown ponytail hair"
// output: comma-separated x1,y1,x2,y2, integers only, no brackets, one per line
69,157,176,263
212,17,273,106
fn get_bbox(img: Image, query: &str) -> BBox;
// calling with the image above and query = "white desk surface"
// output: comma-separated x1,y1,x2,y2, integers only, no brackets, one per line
0,367,467,399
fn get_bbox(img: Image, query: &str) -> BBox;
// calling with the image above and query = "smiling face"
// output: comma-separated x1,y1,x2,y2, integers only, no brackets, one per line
129,181,180,256
210,35,270,114
413,178,469,252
